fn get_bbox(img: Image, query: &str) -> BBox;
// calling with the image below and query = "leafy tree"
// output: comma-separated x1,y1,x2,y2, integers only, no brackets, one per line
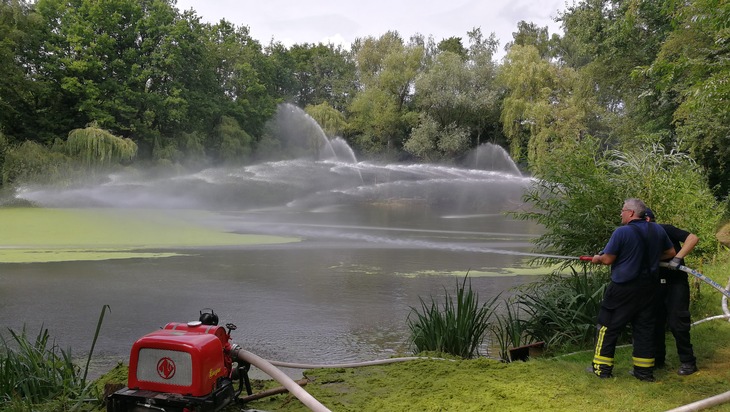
409,45,499,161
348,86,404,155
640,0,730,199
498,45,557,165
0,0,64,144
403,114,439,161
437,36,467,59
349,32,425,156
63,124,137,168
305,102,348,138
262,40,298,103
504,20,551,59
498,43,605,171
31,0,169,144
0,131,7,180
2,141,73,185
556,0,677,141
210,116,253,164
206,20,278,140
286,43,357,112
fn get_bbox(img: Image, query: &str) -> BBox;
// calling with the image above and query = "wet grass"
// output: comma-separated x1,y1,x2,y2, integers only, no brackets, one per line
0,207,299,263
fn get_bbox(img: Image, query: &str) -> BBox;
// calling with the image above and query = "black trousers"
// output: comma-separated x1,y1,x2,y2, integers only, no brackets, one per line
592,278,655,376
654,272,696,365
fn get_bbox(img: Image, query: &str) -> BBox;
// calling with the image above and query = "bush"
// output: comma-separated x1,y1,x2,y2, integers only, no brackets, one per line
516,266,610,351
1,141,76,186
407,276,499,359
513,136,725,265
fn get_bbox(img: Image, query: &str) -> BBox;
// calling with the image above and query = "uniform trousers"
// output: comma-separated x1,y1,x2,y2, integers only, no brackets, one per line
592,277,656,377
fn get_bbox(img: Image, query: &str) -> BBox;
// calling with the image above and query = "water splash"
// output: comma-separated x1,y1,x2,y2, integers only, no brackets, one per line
329,136,357,164
264,103,358,163
463,143,521,176
11,105,531,218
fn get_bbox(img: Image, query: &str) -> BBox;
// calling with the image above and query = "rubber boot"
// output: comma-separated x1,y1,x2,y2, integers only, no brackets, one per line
678,362,698,376
630,366,655,382
589,363,613,379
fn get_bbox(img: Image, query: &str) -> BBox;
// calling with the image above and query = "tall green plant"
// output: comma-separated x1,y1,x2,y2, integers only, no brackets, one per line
490,300,530,362
511,136,620,265
0,327,81,406
488,267,609,360
516,267,609,350
608,143,724,257
407,276,499,359
0,305,109,409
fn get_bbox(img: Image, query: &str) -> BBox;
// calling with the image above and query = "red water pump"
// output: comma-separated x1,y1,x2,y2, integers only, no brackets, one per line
107,310,252,412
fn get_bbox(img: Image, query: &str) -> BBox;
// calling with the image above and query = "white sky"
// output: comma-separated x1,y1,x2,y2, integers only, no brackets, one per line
173,0,566,59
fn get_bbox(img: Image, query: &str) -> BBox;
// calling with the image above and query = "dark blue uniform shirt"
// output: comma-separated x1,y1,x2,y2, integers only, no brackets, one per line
603,219,673,283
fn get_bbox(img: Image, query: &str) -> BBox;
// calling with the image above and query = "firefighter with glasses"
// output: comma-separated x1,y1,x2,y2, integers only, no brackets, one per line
588,198,675,381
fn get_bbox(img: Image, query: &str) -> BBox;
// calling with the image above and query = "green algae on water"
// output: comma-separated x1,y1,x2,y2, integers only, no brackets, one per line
0,207,299,263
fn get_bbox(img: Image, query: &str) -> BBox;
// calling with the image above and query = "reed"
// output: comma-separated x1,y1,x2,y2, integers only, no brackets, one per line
407,275,499,359
490,299,530,361
488,266,609,360
0,305,109,409
0,326,81,406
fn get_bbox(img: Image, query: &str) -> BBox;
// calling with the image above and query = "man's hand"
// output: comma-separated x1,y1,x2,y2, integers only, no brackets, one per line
668,257,682,270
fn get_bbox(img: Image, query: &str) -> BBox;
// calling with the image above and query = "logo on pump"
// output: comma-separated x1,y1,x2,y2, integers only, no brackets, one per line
157,357,176,379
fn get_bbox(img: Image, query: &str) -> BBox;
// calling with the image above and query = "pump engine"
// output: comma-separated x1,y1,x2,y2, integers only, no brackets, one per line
107,310,251,412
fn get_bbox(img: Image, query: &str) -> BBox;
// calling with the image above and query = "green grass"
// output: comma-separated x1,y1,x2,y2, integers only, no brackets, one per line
0,207,299,263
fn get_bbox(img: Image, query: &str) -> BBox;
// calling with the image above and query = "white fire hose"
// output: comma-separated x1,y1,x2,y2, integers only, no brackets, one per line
658,262,730,412
230,347,448,411
232,347,333,412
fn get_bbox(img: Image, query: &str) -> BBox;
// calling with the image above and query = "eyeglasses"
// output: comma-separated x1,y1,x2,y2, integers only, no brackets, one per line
621,208,633,215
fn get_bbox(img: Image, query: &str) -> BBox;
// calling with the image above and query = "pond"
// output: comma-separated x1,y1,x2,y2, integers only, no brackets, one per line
0,107,549,378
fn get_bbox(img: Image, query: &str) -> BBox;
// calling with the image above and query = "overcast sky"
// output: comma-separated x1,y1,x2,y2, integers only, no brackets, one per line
174,0,566,59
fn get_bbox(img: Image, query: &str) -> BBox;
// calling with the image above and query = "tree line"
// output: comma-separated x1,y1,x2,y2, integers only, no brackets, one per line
0,0,727,201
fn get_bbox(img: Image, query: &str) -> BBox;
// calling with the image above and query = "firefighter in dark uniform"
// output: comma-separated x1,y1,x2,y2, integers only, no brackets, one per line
645,208,700,375
588,198,675,381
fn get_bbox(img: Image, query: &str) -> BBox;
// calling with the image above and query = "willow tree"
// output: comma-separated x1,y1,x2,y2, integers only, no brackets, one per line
64,125,137,168
498,44,557,166
305,102,348,138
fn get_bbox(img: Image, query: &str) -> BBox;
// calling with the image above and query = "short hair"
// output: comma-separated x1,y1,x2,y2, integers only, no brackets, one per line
624,198,647,217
